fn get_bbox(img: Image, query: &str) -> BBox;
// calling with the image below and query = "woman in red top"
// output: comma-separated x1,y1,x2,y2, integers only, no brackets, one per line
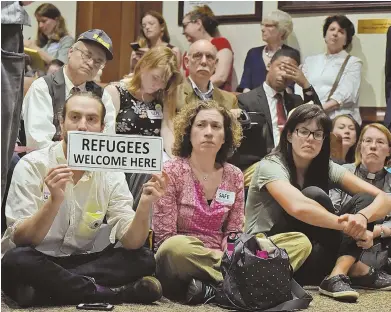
182,5,234,91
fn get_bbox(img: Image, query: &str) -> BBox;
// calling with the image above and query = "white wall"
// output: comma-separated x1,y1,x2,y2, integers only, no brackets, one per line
22,1,77,41
163,1,391,108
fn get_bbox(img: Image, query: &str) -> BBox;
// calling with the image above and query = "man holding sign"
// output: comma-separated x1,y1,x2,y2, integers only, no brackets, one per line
2,92,166,307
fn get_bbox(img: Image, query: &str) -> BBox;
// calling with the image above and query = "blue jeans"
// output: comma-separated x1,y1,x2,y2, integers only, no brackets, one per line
1,24,25,201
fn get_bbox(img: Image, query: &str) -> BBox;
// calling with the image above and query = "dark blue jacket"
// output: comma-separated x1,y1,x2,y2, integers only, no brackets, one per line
238,44,300,91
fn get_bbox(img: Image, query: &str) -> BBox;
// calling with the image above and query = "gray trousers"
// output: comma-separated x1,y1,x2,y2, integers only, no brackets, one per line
1,24,25,201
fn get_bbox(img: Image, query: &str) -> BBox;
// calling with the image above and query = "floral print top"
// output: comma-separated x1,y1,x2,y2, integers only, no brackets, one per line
115,83,162,136
152,158,245,251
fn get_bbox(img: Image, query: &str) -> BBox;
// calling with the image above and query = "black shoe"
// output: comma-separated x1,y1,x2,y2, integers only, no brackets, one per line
319,275,359,302
111,276,162,303
350,267,391,291
185,279,216,305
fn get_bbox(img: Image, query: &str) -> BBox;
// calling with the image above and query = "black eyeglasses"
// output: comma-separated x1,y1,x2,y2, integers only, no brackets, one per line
295,128,325,141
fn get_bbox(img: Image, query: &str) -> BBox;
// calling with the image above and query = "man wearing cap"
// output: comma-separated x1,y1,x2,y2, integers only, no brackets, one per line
22,29,116,151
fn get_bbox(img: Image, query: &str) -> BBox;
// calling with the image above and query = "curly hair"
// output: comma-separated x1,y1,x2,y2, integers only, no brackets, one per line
172,100,242,164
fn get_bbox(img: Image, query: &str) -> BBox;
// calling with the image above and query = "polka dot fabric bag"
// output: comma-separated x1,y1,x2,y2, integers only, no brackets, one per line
215,234,312,311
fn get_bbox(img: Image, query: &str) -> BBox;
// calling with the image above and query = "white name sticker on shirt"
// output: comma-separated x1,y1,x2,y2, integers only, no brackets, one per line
216,189,235,205
147,110,163,120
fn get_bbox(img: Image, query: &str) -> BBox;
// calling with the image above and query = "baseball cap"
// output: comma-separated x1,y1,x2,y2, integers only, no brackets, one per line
77,29,113,60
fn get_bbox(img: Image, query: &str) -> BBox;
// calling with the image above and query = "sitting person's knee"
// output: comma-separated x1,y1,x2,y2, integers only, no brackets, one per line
2,246,37,269
302,186,328,200
351,192,375,209
155,235,195,262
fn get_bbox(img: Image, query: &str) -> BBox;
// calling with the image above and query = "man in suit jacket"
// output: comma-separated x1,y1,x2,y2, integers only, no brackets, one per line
176,39,238,111
237,48,321,185
384,26,391,129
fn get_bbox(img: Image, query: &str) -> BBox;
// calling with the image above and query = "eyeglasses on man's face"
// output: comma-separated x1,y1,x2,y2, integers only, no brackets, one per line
295,128,325,141
73,47,106,70
189,52,216,63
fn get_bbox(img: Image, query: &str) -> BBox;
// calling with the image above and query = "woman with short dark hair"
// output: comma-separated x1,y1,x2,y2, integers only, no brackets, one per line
24,3,74,65
153,100,312,305
245,103,391,301
295,15,362,124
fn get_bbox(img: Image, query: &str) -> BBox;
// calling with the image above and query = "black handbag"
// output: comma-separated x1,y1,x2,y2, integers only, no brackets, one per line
215,234,312,311
229,111,269,171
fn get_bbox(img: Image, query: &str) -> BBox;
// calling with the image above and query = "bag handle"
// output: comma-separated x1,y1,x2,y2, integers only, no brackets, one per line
327,54,351,101
264,279,313,311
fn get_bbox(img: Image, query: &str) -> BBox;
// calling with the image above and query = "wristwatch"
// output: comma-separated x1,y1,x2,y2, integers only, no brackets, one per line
302,85,313,94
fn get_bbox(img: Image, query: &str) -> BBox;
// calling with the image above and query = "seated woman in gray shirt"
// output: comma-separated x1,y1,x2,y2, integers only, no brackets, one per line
24,3,74,65
330,123,391,242
245,104,391,302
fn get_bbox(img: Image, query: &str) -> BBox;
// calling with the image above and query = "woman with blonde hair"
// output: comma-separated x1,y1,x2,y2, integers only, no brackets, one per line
182,5,234,91
130,11,181,73
331,123,391,211
106,46,182,206
24,3,74,65
239,10,299,92
330,123,391,271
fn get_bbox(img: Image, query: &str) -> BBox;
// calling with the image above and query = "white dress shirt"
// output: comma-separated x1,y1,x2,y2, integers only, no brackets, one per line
1,142,135,257
295,50,362,124
263,82,286,147
22,68,116,151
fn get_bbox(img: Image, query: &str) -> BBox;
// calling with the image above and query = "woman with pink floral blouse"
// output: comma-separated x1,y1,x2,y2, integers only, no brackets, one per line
153,100,312,305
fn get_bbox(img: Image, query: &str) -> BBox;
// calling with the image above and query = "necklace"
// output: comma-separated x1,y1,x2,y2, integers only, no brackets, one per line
189,159,211,182
265,45,282,58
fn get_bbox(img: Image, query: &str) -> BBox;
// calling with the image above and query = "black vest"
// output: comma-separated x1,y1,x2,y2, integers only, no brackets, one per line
43,68,103,141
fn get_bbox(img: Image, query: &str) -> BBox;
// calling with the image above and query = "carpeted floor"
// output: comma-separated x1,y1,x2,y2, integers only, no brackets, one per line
2,289,391,312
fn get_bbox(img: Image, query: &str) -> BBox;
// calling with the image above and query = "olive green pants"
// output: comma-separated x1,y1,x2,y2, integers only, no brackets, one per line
155,232,312,299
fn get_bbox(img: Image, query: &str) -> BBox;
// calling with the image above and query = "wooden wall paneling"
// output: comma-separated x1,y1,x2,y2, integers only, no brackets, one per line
76,1,163,82
119,1,137,79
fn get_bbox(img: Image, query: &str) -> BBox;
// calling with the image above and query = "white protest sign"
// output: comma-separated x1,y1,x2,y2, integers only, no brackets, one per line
67,131,163,174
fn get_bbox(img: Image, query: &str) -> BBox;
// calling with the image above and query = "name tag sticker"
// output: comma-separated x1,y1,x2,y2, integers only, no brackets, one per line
147,110,163,120
216,189,235,205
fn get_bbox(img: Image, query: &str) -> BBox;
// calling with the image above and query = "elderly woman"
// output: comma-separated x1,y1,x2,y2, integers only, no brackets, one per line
295,15,362,124
182,5,234,91
332,114,361,164
239,10,299,93
130,11,181,73
245,104,391,301
24,3,74,65
153,100,312,305
330,123,391,272
330,123,391,234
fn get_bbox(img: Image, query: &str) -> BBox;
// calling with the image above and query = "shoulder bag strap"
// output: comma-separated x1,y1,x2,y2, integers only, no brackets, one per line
264,279,313,311
327,54,351,101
